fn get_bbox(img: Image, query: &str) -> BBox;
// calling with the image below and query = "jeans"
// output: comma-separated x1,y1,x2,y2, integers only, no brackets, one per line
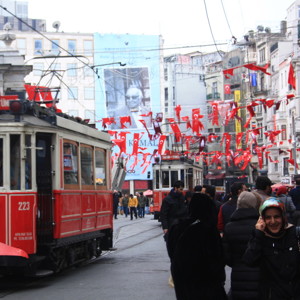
123,206,129,217
130,207,137,220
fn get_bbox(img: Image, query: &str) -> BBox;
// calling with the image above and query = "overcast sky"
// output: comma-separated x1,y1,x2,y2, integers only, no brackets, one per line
24,0,293,53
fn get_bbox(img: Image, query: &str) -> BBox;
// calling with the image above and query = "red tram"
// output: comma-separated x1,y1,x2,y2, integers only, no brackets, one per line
0,98,117,275
151,153,203,219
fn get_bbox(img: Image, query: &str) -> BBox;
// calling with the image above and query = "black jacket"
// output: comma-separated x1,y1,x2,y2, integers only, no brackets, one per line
243,226,300,300
160,189,188,231
223,208,260,300
168,218,227,300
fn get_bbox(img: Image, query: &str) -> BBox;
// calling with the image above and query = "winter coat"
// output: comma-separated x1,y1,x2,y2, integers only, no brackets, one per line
278,194,296,222
128,196,138,207
168,218,227,300
289,186,300,210
122,196,129,207
217,196,237,232
160,189,188,231
138,195,147,207
223,208,260,300
243,226,300,300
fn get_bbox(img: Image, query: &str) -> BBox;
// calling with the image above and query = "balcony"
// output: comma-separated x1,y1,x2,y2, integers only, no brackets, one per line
206,93,221,100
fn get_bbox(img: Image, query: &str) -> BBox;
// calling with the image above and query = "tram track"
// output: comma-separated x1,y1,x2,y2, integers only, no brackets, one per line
0,218,163,298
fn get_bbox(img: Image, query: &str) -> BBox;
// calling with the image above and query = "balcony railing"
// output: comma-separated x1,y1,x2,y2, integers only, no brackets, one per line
206,93,221,100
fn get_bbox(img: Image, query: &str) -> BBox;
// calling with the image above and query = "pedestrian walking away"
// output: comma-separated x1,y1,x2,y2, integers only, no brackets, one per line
167,192,227,300
160,180,188,288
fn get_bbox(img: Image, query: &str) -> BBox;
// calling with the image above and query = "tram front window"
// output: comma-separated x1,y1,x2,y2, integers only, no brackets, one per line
10,135,20,190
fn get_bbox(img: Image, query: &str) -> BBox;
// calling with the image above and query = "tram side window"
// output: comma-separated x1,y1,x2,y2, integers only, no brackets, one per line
95,149,106,186
10,135,20,190
155,170,159,189
162,171,169,188
171,171,178,188
63,142,78,185
25,135,32,189
80,146,94,185
0,139,2,186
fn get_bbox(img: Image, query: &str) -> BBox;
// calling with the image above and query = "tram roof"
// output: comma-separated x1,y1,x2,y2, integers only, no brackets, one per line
0,112,111,143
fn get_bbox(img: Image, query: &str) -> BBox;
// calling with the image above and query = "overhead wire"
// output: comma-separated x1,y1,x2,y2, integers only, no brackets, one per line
202,0,224,58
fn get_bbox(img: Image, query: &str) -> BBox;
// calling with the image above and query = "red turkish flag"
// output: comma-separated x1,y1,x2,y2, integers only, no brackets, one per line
120,116,132,128
175,105,181,122
288,63,296,90
224,84,231,94
157,135,166,155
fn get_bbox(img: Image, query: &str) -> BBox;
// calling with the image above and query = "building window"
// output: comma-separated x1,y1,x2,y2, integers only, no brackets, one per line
33,63,44,76
283,157,289,176
281,125,287,140
51,39,60,55
212,81,218,98
17,38,26,55
68,40,76,54
68,87,78,100
83,40,93,56
164,87,168,100
164,68,168,81
67,63,77,77
259,48,265,64
84,87,94,100
274,156,278,172
34,39,43,55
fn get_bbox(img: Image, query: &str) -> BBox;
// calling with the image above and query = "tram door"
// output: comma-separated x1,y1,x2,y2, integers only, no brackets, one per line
36,133,53,244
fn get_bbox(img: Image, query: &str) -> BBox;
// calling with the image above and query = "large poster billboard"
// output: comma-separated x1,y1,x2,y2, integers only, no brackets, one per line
94,33,162,181
104,67,152,129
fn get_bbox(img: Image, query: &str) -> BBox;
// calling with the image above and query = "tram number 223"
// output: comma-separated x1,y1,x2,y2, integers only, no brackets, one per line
18,201,30,211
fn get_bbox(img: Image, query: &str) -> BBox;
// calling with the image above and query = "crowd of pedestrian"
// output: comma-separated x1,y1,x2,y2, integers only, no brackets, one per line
112,190,151,220
159,176,300,300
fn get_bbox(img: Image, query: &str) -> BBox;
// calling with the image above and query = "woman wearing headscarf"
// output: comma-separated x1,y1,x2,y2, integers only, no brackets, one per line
167,192,227,300
243,197,300,300
223,191,261,300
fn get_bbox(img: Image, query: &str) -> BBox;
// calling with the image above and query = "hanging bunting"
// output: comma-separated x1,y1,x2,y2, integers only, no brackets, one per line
175,105,182,122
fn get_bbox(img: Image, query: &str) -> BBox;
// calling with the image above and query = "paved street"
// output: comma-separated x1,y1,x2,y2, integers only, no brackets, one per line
0,214,231,299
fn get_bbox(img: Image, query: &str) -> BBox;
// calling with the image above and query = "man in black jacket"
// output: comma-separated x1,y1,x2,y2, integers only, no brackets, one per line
160,180,188,288
160,180,188,242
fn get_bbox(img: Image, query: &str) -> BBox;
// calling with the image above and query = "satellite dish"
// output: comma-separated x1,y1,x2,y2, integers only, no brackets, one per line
257,25,264,32
265,27,271,34
52,21,61,32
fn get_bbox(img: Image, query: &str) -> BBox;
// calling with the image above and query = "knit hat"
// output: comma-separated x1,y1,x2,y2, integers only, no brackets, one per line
237,191,261,210
259,197,285,216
